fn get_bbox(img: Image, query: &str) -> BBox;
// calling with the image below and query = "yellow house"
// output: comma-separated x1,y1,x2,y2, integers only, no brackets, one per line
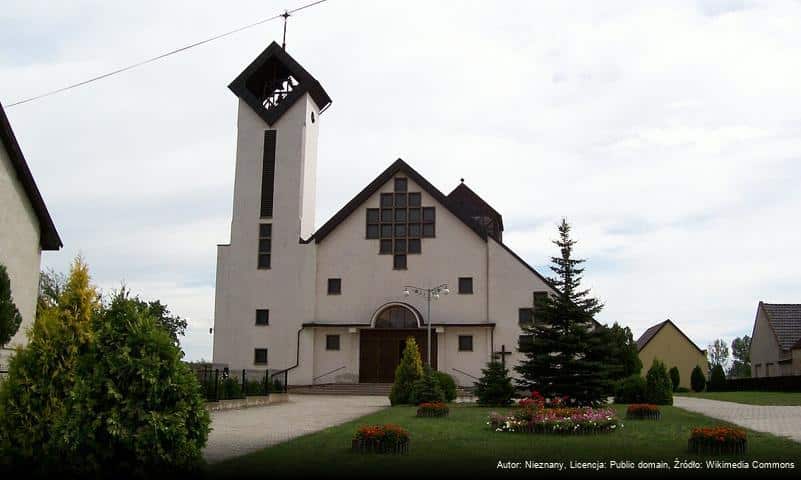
636,320,709,390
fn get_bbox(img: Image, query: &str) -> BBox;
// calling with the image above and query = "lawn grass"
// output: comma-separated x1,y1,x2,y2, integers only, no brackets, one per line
208,404,801,477
676,391,801,406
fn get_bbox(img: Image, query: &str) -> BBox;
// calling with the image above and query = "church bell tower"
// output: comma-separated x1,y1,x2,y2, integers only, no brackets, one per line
213,42,331,380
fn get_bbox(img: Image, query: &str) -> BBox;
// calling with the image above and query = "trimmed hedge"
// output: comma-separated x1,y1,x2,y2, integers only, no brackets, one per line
614,374,646,404
716,375,801,392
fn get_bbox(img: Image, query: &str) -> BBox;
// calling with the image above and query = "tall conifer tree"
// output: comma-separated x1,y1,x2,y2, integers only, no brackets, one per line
515,219,612,405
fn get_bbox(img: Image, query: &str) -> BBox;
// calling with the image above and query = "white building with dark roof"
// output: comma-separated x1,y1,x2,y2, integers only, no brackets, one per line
750,302,801,377
0,102,62,369
212,43,553,386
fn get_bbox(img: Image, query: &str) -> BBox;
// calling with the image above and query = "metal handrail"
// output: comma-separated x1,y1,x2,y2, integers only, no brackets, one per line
451,367,480,381
312,365,346,384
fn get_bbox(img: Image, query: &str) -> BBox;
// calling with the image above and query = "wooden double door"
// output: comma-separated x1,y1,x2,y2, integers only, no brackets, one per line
359,329,437,383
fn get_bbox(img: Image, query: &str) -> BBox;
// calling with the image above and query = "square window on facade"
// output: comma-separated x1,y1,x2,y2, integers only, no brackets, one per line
394,239,407,254
394,193,407,208
408,223,421,238
259,224,272,237
379,239,393,254
327,278,342,295
381,193,394,208
394,208,407,222
518,308,533,327
408,192,421,207
458,277,473,294
366,224,379,239
366,208,380,224
258,253,271,269
326,334,341,351
408,238,421,254
381,209,393,222
381,225,393,238
422,207,435,222
393,254,407,270
422,224,435,238
394,178,408,192
255,309,269,325
394,224,407,237
254,348,268,365
408,208,421,222
458,335,473,352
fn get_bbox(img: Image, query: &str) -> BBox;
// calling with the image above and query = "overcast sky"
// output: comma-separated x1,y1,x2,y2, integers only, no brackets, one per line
3,0,800,362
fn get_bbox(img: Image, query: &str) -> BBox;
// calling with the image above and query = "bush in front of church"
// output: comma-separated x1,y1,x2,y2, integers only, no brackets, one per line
389,337,424,405
691,365,706,392
644,359,673,405
613,374,646,404
434,371,457,402
474,361,515,406
410,365,445,405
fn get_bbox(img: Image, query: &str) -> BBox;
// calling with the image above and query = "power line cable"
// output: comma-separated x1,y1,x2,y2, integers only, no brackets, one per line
5,0,329,108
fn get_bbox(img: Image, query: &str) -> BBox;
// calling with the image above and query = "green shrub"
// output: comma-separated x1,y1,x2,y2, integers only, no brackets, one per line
272,378,285,393
691,365,706,392
434,371,457,402
474,361,514,406
708,364,727,392
0,263,23,346
0,258,96,470
221,376,243,400
389,337,424,405
613,374,646,404
54,290,210,475
669,366,680,392
675,387,690,393
410,366,445,405
644,359,673,405
245,379,266,396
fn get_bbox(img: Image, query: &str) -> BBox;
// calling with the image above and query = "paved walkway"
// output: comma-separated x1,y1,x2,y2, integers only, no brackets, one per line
203,394,390,463
674,396,801,443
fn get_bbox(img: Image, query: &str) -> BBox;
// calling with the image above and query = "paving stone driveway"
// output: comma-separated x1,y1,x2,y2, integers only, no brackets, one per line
203,394,390,463
674,396,801,443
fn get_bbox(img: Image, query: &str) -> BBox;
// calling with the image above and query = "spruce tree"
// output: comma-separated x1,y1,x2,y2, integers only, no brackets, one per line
389,337,424,405
474,361,515,406
0,264,23,347
515,219,612,406
691,365,706,392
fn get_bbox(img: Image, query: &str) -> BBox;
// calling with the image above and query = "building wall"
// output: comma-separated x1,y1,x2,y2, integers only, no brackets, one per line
0,142,42,369
638,323,708,389
213,95,319,384
750,306,783,378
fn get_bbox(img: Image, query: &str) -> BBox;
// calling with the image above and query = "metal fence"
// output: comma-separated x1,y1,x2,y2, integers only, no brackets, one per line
193,366,287,402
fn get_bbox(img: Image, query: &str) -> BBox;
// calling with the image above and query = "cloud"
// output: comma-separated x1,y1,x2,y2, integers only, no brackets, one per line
3,0,800,359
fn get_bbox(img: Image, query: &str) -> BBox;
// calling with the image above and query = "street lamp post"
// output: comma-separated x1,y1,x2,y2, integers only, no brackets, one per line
403,283,449,366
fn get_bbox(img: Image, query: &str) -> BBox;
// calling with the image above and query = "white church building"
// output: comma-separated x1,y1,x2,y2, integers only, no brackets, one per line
212,43,553,386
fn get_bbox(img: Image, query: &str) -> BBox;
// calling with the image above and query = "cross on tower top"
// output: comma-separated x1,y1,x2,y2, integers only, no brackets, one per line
281,10,290,50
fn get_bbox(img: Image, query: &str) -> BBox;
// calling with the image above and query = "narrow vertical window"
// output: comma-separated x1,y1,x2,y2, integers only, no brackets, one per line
258,223,272,269
260,130,277,218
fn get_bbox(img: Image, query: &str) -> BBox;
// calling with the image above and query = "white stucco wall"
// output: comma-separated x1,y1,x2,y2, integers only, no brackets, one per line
0,141,42,368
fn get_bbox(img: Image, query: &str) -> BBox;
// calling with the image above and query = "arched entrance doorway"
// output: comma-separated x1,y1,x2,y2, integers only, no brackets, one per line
359,303,437,383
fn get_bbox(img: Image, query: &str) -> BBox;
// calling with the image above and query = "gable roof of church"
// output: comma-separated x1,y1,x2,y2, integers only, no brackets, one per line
0,102,62,250
636,319,705,355
307,158,553,288
757,302,801,351
229,41,332,126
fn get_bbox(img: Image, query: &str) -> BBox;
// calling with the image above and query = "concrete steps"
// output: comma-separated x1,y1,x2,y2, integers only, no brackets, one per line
289,383,393,396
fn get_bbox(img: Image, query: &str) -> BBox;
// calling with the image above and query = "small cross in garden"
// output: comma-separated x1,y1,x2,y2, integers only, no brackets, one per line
494,344,512,367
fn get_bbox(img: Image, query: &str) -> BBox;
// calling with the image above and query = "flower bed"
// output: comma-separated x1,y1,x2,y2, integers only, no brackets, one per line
626,404,661,420
416,402,449,417
352,424,410,455
688,426,747,455
489,407,621,434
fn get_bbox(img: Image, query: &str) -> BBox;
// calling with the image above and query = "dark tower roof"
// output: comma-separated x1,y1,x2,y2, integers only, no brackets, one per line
0,102,61,250
229,41,332,126
446,182,504,241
